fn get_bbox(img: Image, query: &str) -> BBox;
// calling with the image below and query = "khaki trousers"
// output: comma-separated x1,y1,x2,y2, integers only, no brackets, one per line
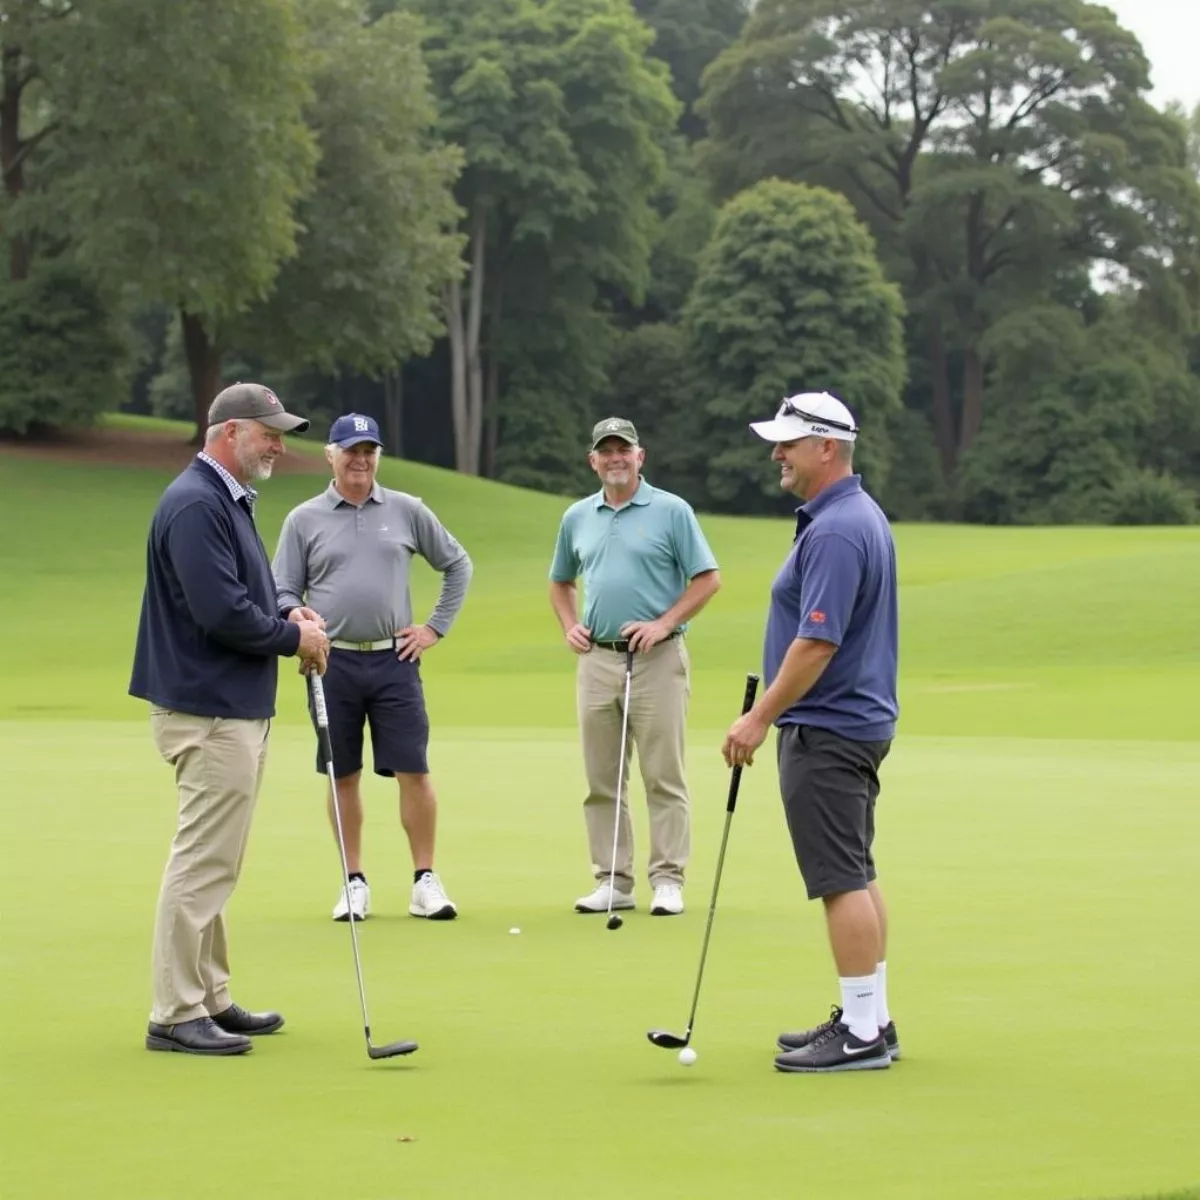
577,638,692,891
148,709,269,1025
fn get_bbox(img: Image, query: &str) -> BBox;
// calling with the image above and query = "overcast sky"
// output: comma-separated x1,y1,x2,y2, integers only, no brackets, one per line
1102,0,1200,109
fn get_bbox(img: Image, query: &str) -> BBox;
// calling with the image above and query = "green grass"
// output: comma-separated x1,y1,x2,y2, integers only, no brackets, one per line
1,431,1198,1199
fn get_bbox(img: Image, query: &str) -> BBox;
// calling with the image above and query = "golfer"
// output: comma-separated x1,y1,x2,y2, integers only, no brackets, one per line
273,413,473,923
130,383,330,1056
549,417,720,918
721,392,900,1074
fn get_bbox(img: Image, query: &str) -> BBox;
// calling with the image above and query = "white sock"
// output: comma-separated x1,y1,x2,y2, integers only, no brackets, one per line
839,973,878,1042
876,961,890,1028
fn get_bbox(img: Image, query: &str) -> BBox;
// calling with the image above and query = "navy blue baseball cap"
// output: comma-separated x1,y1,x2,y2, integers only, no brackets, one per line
329,413,383,449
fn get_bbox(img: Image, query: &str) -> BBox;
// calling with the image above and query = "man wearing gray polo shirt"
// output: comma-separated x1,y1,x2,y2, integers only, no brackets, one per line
550,417,720,918
273,413,473,922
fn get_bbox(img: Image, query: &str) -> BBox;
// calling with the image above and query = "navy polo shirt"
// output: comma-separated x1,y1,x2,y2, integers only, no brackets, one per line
763,475,898,741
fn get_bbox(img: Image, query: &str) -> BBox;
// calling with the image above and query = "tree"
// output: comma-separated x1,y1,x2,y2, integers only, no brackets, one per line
0,0,72,281
632,0,748,138
398,0,680,475
684,180,906,511
1165,100,1200,178
45,0,318,440
233,1,463,395
0,260,129,434
698,0,1200,484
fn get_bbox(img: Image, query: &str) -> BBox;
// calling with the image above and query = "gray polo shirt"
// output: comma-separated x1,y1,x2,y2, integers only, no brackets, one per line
273,483,472,643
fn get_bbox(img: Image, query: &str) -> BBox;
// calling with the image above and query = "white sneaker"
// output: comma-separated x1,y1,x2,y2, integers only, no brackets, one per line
574,882,635,914
332,878,370,922
410,871,458,920
650,883,684,916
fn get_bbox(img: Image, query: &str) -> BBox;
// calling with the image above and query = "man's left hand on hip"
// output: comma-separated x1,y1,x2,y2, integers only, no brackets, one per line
396,624,440,662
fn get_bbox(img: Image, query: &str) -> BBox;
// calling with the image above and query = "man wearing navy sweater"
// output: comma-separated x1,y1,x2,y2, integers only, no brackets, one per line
130,382,330,1056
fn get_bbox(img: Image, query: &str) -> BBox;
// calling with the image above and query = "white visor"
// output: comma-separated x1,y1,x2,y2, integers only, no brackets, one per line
749,391,858,443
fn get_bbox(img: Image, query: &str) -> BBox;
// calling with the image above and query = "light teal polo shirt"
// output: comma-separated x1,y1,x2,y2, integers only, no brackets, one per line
549,478,719,641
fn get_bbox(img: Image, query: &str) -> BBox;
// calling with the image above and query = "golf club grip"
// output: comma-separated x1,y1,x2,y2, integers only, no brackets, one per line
727,673,760,814
308,673,334,765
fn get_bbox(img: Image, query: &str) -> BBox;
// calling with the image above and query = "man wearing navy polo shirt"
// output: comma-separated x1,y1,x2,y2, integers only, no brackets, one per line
722,392,900,1074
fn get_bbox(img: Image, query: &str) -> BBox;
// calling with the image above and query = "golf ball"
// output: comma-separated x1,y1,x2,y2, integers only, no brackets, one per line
678,1047,697,1066
509,927,521,935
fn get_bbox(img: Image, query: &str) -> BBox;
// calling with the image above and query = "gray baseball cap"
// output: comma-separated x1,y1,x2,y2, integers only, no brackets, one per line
590,417,639,450
207,382,310,433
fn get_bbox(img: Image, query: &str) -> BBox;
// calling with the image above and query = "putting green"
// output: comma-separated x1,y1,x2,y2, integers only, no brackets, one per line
1,442,1197,1199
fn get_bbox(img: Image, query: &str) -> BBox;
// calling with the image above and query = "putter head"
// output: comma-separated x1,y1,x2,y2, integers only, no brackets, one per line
368,1040,419,1059
606,914,623,931
646,1030,689,1049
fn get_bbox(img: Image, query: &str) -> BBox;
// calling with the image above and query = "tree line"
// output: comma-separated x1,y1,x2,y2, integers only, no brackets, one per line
2,0,1199,524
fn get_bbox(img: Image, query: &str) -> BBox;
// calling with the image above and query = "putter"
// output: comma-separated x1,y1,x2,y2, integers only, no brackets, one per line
603,648,637,931
647,671,760,1049
309,671,418,1060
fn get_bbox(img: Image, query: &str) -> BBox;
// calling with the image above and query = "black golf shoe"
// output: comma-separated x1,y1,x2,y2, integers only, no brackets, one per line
774,1021,891,1073
777,1005,901,1061
146,1016,252,1056
211,1002,285,1036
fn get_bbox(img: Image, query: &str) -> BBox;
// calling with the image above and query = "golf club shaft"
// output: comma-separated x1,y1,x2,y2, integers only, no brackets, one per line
604,650,636,915
681,672,760,1035
310,673,375,1046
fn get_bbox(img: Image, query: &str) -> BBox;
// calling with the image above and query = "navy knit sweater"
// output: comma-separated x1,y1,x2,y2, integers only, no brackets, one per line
129,459,301,719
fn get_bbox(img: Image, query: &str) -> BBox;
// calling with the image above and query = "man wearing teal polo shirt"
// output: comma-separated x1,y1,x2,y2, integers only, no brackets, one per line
549,418,721,917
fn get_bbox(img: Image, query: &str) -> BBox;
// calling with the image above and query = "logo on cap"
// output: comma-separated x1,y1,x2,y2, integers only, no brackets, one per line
263,389,280,407
353,416,370,432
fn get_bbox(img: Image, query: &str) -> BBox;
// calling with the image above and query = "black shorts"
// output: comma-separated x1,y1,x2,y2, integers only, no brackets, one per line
311,648,430,779
776,724,891,900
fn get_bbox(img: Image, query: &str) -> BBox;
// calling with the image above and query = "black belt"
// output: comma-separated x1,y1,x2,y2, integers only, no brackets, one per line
591,633,680,653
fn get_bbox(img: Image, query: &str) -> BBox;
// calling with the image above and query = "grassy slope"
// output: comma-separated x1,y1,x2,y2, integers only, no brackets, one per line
1,431,1198,1200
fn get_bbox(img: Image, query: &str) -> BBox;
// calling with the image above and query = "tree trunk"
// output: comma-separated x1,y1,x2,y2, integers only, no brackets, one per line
482,260,504,479
927,319,957,478
444,278,470,471
464,205,487,476
180,310,223,445
383,367,404,458
1,45,29,281
959,345,985,456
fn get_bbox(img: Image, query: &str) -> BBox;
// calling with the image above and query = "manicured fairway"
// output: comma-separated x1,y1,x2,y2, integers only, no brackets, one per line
1,438,1197,1199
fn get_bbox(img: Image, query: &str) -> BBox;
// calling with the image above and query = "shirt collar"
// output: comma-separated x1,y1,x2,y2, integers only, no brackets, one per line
325,481,384,508
593,477,653,510
197,452,256,506
794,474,861,537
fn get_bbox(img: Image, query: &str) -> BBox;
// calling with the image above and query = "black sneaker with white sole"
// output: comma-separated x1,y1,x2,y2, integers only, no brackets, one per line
774,1021,891,1073
777,1005,901,1061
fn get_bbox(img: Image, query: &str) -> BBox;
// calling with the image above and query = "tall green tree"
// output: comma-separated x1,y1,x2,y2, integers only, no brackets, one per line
699,0,1200,483
45,0,318,440
632,0,748,138
233,1,463,412
397,0,680,475
685,179,906,511
0,0,72,281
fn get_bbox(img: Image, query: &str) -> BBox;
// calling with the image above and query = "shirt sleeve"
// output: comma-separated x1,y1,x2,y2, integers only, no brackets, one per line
166,501,301,657
796,533,863,647
411,502,473,637
671,502,719,578
271,509,308,615
548,513,579,583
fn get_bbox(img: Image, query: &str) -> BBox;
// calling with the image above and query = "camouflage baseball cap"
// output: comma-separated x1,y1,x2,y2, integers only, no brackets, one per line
207,382,310,433
590,417,639,450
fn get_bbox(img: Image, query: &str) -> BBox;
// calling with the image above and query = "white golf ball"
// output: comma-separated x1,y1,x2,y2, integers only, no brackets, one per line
509,927,521,935
678,1047,697,1066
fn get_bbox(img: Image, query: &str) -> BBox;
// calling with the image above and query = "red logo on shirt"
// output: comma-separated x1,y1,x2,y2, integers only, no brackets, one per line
809,610,826,624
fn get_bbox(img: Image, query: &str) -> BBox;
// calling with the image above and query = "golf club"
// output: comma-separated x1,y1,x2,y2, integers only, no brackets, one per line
647,671,760,1050
603,648,637,931
309,671,418,1060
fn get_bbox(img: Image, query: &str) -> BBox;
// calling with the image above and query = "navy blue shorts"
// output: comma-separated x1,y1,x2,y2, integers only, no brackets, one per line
776,724,891,900
312,648,430,779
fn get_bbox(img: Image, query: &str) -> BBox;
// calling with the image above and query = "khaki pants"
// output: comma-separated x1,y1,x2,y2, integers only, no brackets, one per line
577,638,692,891
148,709,269,1025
